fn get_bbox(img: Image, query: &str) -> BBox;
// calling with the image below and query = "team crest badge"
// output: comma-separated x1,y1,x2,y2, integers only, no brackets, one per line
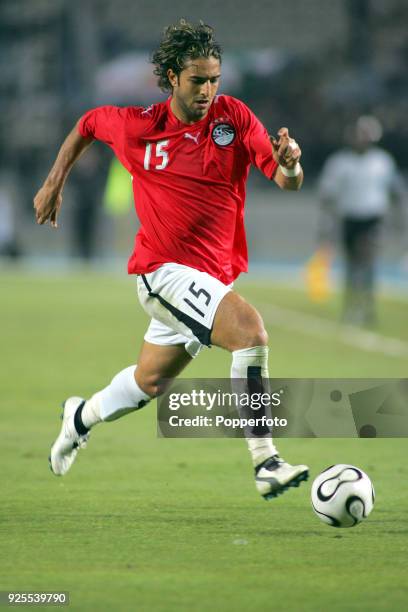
211,123,235,146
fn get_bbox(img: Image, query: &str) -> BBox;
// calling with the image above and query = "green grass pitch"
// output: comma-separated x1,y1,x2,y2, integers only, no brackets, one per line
1,271,407,611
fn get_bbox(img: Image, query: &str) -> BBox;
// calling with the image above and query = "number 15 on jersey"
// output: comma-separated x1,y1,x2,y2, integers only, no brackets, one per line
144,140,169,171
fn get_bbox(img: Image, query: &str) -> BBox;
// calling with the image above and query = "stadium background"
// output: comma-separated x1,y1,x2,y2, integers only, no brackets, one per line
1,1,408,611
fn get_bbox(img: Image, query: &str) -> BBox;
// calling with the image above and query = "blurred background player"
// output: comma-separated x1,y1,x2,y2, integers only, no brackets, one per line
318,115,406,326
33,20,309,500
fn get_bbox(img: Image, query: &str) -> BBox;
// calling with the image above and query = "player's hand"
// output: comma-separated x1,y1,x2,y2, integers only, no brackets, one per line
270,128,301,169
33,184,63,228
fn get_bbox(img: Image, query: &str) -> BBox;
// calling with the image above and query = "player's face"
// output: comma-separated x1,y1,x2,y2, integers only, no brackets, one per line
168,56,221,124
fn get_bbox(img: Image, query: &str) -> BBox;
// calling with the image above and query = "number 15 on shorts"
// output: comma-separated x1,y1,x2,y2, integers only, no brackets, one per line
183,282,211,318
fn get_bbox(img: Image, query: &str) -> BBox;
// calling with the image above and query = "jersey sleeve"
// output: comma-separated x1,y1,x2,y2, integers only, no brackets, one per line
78,105,148,172
234,99,278,180
78,106,127,143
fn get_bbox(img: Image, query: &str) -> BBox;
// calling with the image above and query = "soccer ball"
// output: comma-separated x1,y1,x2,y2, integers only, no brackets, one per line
311,464,375,528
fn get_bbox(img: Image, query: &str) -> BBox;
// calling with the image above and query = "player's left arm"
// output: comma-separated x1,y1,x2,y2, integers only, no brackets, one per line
236,99,303,189
271,128,303,191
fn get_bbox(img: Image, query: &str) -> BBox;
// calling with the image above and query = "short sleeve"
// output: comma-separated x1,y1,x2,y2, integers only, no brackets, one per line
78,106,128,147
236,100,278,180
77,105,147,172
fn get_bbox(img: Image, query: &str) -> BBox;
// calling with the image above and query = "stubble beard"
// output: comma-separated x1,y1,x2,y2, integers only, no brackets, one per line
176,92,208,123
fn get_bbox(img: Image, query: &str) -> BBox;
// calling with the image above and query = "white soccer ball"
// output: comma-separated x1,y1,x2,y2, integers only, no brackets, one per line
311,464,375,528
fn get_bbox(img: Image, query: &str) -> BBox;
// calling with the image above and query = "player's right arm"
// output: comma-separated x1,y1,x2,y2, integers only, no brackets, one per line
34,105,147,228
34,121,94,228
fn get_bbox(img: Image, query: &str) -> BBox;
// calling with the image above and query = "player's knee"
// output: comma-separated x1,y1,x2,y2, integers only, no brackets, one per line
239,307,268,347
137,374,170,398
232,314,268,350
245,326,269,348
212,294,268,351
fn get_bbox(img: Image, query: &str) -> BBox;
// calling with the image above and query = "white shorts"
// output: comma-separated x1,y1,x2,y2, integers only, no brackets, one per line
136,263,232,358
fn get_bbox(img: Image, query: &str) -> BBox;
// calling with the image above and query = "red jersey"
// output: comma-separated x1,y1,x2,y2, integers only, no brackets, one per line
78,95,278,284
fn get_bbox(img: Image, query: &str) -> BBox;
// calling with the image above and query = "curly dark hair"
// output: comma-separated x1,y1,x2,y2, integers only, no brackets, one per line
151,19,222,92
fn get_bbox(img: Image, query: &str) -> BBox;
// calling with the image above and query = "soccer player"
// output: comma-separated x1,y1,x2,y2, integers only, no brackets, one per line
34,20,308,500
319,115,406,326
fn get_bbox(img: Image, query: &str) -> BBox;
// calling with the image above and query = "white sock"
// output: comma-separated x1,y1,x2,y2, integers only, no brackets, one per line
231,346,278,467
81,365,151,427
